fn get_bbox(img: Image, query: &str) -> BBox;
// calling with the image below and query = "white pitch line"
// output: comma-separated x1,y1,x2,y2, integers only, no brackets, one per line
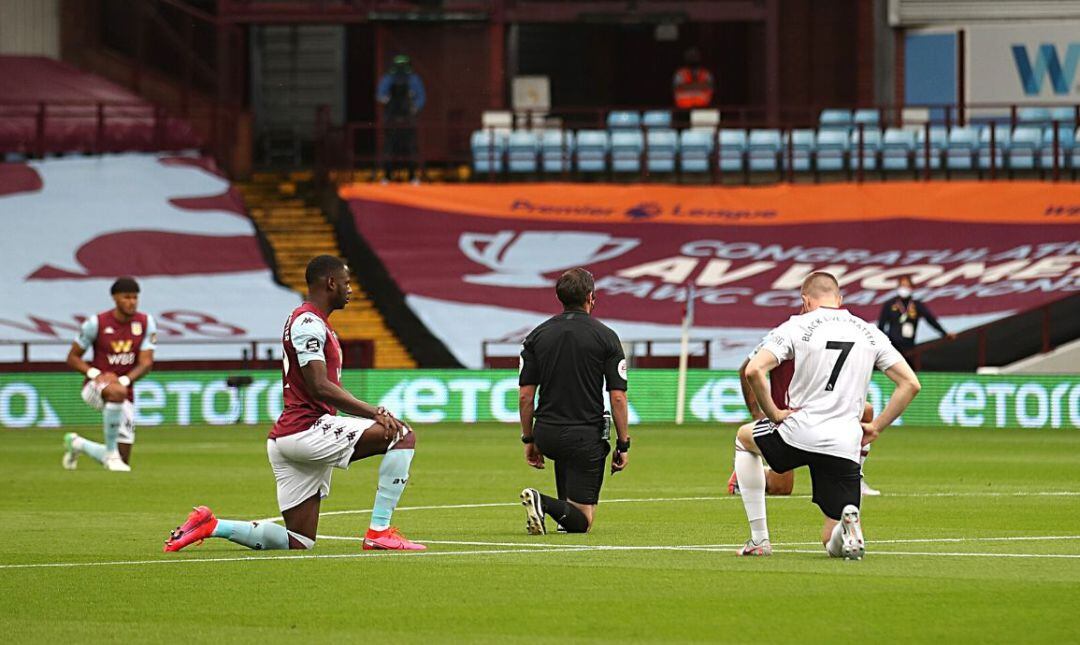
254,491,1080,524
778,549,1080,559
0,546,578,571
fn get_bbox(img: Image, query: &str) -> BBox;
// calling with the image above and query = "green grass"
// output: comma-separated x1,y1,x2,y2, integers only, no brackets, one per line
1,423,1079,643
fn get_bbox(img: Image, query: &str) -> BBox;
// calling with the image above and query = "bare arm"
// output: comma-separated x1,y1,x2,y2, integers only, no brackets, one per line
609,389,630,473
863,360,921,444
738,358,764,419
745,349,786,424
124,349,154,383
66,342,93,376
518,384,537,439
519,384,544,469
300,360,403,434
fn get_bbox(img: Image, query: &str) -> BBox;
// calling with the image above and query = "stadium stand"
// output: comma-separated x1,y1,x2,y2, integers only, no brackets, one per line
238,173,416,368
469,106,1078,180
0,56,200,157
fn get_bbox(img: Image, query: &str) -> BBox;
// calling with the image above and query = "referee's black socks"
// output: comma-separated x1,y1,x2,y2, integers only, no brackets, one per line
539,493,589,533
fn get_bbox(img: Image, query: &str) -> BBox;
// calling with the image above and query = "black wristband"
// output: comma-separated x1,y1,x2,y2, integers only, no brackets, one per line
616,437,631,452
521,434,535,444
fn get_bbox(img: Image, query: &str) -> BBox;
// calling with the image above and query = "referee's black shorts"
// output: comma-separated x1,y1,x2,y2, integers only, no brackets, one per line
533,421,611,505
751,418,860,521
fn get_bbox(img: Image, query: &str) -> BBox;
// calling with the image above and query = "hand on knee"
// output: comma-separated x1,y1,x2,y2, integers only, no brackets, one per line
102,383,127,403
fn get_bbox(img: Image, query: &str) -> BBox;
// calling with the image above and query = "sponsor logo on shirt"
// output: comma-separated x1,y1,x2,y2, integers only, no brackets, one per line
305,338,321,352
110,340,133,353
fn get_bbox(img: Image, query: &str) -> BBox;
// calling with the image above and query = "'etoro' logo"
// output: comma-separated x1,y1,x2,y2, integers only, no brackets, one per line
1011,44,1080,96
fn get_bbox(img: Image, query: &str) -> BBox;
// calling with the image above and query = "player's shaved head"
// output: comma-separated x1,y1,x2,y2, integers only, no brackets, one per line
800,271,842,311
801,272,840,298
306,255,347,286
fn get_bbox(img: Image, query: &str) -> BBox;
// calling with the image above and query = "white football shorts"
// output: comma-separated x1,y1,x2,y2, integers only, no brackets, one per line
267,414,376,513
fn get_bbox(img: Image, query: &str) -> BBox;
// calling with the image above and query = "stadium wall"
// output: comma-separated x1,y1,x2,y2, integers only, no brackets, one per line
1,369,1077,431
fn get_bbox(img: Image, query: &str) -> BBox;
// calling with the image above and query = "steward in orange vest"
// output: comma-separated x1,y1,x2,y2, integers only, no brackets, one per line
673,49,714,109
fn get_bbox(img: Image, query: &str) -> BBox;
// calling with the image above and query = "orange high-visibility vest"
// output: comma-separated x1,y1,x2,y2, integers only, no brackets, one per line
674,67,714,108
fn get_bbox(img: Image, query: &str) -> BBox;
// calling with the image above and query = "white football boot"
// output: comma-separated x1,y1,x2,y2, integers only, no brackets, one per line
860,479,881,497
61,432,80,470
520,488,547,535
839,504,865,560
103,452,131,472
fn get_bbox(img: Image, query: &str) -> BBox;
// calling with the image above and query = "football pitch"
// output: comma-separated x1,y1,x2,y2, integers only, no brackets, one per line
1,423,1078,643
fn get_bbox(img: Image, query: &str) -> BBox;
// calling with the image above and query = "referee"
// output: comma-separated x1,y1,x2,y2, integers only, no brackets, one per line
518,268,630,534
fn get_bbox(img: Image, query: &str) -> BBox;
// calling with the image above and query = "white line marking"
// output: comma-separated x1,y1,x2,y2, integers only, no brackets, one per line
0,547,577,571
778,549,1080,559
255,491,1080,523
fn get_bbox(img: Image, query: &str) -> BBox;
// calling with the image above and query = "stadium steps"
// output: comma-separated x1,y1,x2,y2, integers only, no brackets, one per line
238,173,417,368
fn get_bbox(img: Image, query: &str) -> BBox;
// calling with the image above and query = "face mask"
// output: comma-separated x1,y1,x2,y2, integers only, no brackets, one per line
896,287,912,299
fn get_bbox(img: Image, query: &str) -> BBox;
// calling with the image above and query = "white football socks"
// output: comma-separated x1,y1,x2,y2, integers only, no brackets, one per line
734,438,769,543
826,521,845,557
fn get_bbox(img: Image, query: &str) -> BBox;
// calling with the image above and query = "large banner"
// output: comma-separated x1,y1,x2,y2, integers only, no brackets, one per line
341,183,1080,368
0,154,300,361
1,370,1077,430
967,22,1080,105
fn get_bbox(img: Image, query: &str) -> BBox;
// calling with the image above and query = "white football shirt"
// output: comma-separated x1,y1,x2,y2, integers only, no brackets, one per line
758,307,904,462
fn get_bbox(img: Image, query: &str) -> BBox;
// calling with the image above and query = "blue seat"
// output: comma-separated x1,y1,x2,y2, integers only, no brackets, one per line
815,129,849,171
945,126,979,170
914,127,947,169
679,129,714,173
540,130,574,173
1049,106,1077,126
717,129,747,172
1008,127,1041,170
607,111,641,130
820,109,853,132
1018,107,1052,127
850,128,882,170
575,130,609,173
853,109,880,127
977,126,1010,170
642,110,672,129
471,130,505,174
1072,129,1080,169
1039,125,1075,168
782,129,815,171
748,129,782,171
610,130,644,173
645,129,678,173
881,128,915,171
506,131,539,173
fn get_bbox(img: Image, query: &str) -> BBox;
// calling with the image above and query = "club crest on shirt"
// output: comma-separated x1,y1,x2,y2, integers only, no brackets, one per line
131,321,143,336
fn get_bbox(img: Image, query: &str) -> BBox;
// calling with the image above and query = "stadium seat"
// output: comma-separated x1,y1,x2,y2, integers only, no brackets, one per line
881,128,915,171
781,129,815,172
540,130,574,173
1049,106,1078,126
480,111,514,137
610,130,644,173
945,126,979,170
1017,107,1052,127
506,131,538,173
853,109,880,127
717,129,747,172
819,109,853,133
607,111,641,130
1039,125,1075,169
850,128,882,171
748,129,782,171
977,125,1010,170
645,128,678,173
914,127,947,169
679,129,714,173
689,109,720,131
1072,129,1080,169
575,130,609,173
642,111,673,129
471,130,505,174
815,129,849,172
1008,126,1041,170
